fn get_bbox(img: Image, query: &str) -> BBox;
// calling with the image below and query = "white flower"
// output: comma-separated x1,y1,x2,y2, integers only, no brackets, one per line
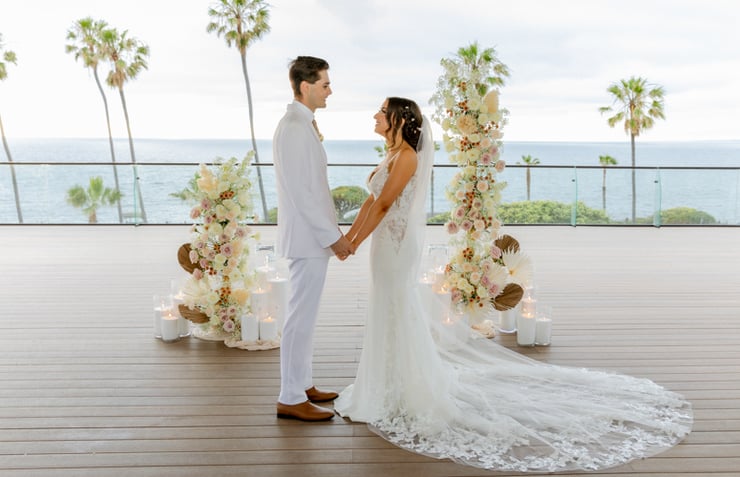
501,250,534,286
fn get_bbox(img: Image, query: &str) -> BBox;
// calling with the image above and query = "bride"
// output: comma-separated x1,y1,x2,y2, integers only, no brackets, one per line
334,97,692,472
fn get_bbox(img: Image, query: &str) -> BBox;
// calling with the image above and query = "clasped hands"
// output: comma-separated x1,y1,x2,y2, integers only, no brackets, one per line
330,234,356,261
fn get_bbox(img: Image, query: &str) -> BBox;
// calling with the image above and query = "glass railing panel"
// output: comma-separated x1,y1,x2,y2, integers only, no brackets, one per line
653,167,738,225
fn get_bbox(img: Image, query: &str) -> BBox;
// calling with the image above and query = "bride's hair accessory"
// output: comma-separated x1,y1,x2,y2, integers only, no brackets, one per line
386,98,423,150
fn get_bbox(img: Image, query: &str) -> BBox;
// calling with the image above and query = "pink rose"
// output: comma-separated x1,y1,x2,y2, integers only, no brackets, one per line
491,245,502,259
476,180,489,192
189,250,199,263
190,207,202,219
451,288,463,303
446,221,459,234
461,220,473,231
480,152,492,165
495,160,506,173
222,243,233,257
223,319,235,332
193,269,203,280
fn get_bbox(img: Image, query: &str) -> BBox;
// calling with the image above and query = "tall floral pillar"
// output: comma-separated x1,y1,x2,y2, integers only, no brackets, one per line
430,43,532,319
177,156,260,343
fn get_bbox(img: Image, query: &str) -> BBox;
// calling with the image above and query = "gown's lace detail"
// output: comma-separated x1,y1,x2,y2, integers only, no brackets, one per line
334,143,692,473
367,152,417,252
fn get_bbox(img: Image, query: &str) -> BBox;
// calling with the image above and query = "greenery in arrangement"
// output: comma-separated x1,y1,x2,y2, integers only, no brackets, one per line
599,76,665,222
430,42,532,312
66,176,123,223
0,33,22,223
207,0,271,222
170,172,202,205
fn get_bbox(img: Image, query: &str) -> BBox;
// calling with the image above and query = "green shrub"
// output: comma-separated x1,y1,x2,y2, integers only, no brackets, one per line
498,200,609,225
635,207,717,225
332,185,369,222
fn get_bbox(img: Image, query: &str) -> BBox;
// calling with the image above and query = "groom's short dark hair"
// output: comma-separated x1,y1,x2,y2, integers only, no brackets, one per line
289,56,329,97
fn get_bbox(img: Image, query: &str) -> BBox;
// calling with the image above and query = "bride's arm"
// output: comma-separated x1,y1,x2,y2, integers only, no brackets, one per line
349,150,417,249
346,195,375,243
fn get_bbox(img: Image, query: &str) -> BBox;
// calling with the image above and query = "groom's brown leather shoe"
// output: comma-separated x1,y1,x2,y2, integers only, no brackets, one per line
306,386,339,403
276,401,334,421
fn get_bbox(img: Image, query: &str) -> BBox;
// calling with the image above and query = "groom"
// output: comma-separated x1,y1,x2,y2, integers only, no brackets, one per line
273,56,354,421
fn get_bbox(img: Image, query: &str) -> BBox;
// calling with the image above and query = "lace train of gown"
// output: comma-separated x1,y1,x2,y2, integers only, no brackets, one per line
334,154,692,473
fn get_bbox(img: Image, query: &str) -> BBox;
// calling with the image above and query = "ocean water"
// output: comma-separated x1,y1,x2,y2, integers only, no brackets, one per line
1,138,739,224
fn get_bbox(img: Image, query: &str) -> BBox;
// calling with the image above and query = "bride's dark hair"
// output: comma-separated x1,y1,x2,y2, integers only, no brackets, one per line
385,97,423,150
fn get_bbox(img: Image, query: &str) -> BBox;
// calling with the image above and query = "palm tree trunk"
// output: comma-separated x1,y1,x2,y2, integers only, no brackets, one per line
630,134,636,222
118,87,147,224
240,52,268,222
94,67,122,223
526,168,531,201
0,113,23,223
602,168,607,211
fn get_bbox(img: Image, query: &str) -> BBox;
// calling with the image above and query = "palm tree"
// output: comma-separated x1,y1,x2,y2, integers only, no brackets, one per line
66,176,123,223
599,76,665,221
207,0,270,222
101,27,149,223
598,154,618,211
455,42,510,94
66,17,123,223
0,33,22,223
518,154,540,201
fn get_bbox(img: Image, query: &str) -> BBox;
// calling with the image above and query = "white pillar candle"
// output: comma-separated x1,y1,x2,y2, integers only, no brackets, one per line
535,318,552,346
169,292,191,337
433,269,446,293
419,270,435,286
161,311,180,342
516,313,536,346
268,277,289,330
255,265,275,290
250,288,270,319
259,316,278,341
520,297,536,317
152,296,165,338
241,313,259,342
499,308,517,333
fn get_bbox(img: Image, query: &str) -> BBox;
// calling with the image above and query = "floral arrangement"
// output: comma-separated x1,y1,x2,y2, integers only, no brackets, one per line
430,43,532,312
179,155,259,338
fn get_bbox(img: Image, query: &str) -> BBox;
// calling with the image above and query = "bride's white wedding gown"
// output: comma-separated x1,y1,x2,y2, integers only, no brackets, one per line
334,146,692,472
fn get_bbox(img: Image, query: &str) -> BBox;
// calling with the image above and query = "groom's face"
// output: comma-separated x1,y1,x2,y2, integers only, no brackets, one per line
303,69,332,111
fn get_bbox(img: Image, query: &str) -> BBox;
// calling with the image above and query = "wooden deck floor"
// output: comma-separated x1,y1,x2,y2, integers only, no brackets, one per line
1,225,739,477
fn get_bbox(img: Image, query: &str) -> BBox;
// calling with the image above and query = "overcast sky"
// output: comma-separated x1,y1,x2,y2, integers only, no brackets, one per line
1,0,738,142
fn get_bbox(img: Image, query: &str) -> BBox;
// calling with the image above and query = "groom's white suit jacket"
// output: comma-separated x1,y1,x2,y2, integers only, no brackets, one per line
273,101,341,258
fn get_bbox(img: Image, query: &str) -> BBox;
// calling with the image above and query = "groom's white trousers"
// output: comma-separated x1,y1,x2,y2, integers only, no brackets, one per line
278,256,329,405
